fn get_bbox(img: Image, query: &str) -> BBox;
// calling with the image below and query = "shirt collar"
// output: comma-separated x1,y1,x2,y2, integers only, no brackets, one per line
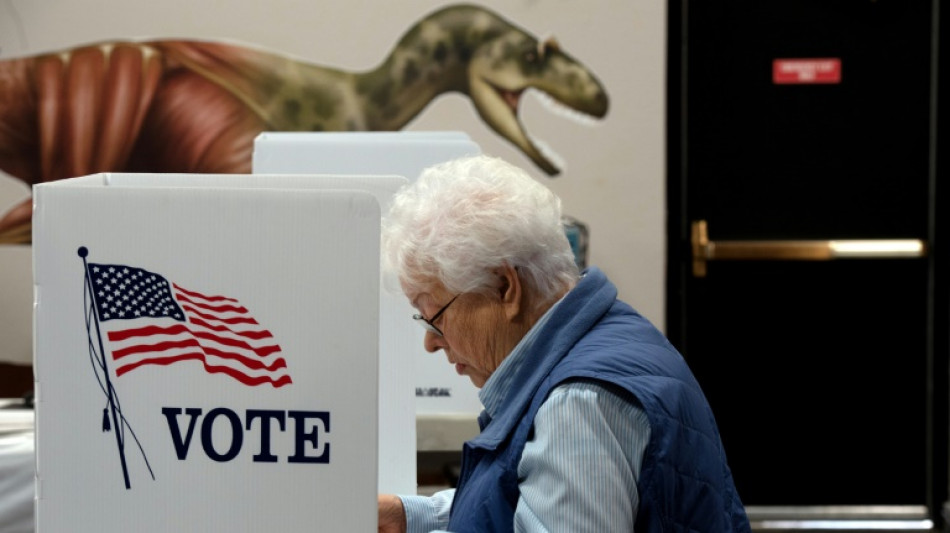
478,294,566,419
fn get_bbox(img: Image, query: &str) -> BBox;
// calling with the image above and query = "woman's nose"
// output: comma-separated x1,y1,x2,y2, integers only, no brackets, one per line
423,330,446,353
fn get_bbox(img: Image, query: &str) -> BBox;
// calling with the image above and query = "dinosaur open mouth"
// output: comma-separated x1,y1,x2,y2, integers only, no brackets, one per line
481,74,606,177
487,83,563,176
497,87,523,113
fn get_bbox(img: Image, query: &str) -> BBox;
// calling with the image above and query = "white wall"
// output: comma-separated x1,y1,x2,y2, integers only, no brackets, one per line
0,0,667,365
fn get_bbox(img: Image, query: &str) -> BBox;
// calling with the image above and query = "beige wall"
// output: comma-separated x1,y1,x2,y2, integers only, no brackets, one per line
0,0,667,365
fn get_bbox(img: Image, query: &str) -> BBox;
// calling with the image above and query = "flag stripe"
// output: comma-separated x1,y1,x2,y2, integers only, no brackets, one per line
177,296,252,316
188,327,281,358
183,309,270,334
111,337,288,372
207,367,292,387
107,324,190,342
111,337,202,360
116,353,206,375
173,284,238,303
114,352,291,387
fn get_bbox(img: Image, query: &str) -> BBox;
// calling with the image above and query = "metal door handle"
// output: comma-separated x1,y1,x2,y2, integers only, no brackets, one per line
691,220,926,277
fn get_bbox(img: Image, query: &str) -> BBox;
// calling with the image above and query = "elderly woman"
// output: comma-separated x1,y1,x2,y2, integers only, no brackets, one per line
377,154,750,533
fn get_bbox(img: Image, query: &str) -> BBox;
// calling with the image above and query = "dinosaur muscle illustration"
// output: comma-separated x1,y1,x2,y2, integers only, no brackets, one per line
0,3,608,243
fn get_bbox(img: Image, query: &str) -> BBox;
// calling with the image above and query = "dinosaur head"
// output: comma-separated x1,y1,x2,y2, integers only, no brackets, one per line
374,4,609,176
468,31,609,176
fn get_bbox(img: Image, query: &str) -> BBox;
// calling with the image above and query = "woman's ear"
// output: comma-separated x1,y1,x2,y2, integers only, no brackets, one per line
494,263,522,319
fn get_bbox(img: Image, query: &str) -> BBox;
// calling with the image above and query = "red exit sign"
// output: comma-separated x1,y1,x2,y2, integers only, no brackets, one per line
773,58,842,84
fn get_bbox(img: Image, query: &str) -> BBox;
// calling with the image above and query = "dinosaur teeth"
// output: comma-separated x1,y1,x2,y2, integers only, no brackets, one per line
530,89,600,127
526,131,567,175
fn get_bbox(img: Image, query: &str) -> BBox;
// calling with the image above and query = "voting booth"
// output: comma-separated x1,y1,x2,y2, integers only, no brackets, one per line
32,173,386,531
252,131,486,427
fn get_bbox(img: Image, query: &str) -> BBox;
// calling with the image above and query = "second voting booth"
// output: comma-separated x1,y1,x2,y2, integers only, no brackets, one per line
252,132,487,453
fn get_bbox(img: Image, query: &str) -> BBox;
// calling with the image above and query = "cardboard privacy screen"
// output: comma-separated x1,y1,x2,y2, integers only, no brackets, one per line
93,172,418,495
252,131,486,417
33,174,381,531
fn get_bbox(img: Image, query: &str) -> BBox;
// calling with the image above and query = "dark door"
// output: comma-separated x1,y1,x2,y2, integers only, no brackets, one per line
667,0,948,526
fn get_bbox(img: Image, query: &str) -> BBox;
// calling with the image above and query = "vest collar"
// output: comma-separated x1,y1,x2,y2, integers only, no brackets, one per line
467,267,618,450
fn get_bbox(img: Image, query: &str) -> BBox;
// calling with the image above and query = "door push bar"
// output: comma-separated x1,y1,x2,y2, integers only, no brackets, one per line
690,220,927,278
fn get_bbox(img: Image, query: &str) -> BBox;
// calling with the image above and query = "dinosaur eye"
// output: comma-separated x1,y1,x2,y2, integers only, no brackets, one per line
524,50,539,63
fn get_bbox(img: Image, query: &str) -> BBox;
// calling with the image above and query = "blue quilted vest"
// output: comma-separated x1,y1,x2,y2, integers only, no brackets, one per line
446,267,751,532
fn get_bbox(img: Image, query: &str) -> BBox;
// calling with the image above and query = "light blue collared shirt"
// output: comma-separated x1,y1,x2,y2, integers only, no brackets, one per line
401,296,651,532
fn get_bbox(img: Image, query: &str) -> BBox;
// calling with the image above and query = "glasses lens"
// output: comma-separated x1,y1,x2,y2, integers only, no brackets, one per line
411,294,460,337
413,314,443,336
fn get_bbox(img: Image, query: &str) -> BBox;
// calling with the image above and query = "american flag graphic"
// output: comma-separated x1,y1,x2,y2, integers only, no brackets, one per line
86,262,292,387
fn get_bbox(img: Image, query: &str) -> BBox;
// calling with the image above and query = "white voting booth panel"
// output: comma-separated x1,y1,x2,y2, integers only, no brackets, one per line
94,172,417,496
252,131,478,185
33,174,380,532
252,131,486,422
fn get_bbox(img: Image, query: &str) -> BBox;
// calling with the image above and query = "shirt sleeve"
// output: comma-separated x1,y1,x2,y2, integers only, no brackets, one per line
399,488,455,533
514,381,651,533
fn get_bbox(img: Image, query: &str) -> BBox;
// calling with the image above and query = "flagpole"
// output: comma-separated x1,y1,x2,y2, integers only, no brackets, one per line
79,246,131,489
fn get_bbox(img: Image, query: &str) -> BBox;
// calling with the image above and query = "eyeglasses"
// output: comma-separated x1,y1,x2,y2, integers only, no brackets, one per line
413,294,460,336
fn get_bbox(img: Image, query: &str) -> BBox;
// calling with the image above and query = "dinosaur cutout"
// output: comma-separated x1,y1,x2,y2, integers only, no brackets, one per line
0,3,609,243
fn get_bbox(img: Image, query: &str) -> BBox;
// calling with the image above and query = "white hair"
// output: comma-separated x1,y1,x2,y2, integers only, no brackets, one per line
381,154,579,305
